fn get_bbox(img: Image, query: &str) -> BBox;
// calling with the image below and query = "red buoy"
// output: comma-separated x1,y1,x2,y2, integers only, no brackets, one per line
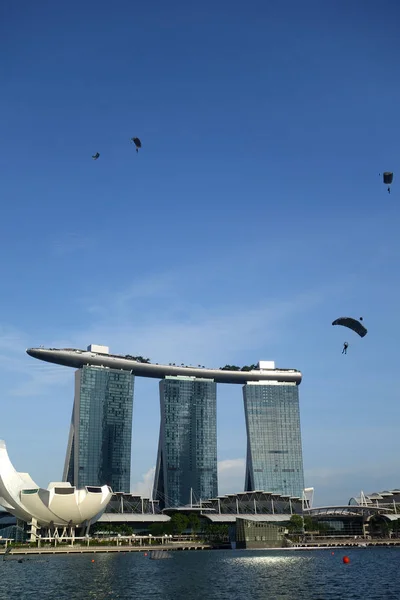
343,556,350,564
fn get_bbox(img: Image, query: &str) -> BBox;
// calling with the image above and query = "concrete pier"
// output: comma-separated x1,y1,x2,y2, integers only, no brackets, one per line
0,543,211,556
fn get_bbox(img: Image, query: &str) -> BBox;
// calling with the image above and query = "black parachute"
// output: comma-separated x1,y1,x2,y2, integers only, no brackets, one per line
383,172,393,184
92,152,100,160
131,137,142,153
383,171,393,194
332,317,368,338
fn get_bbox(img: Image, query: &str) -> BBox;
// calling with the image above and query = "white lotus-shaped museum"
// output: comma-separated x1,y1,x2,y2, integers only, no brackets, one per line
0,440,112,527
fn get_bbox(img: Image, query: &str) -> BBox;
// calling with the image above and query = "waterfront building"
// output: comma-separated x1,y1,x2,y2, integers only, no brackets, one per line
349,489,400,510
153,376,218,508
26,347,302,385
235,518,287,549
0,440,111,542
27,347,304,500
95,489,304,535
243,364,305,498
63,346,134,492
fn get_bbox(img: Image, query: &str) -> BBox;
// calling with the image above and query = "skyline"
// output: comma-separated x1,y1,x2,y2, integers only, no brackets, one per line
1,0,400,507
28,347,304,503
2,313,400,506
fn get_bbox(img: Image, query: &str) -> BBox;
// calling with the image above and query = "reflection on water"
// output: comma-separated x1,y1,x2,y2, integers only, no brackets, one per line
0,548,399,600
227,554,304,565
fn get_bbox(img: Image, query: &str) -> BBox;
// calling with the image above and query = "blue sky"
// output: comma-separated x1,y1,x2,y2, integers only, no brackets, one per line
1,0,400,506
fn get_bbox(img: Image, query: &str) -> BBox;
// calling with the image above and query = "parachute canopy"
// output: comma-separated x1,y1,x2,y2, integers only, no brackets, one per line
92,152,100,160
383,172,393,185
131,137,141,150
332,317,367,338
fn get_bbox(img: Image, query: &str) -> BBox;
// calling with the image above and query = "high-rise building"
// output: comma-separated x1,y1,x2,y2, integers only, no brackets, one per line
63,356,134,492
153,376,218,508
243,374,304,498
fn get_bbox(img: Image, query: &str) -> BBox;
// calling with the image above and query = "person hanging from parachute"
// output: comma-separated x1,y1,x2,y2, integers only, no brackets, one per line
380,172,393,194
92,152,100,160
332,316,367,354
130,137,142,153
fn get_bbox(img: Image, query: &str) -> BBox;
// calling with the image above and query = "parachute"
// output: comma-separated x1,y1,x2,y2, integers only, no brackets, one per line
131,137,142,153
92,152,100,160
383,172,393,185
383,172,393,194
332,317,367,338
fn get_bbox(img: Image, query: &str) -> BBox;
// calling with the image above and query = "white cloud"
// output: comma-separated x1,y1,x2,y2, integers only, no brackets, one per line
0,325,72,397
131,466,155,497
11,364,72,397
129,460,246,500
129,459,400,506
0,326,29,355
0,267,329,398
82,271,179,317
71,285,324,368
218,458,245,473
218,458,245,496
305,460,400,507
115,272,178,304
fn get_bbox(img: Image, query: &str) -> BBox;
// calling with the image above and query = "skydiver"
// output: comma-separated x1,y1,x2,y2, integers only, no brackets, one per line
342,342,349,355
131,137,141,153
388,187,391,194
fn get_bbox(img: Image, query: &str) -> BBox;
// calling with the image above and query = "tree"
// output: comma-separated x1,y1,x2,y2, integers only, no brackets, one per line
392,519,400,532
287,514,304,532
202,523,229,542
188,513,201,533
303,516,315,532
170,513,189,535
148,523,166,536
380,520,392,536
148,522,172,536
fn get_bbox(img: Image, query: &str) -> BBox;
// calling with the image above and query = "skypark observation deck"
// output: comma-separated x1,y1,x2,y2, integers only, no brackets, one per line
26,347,302,385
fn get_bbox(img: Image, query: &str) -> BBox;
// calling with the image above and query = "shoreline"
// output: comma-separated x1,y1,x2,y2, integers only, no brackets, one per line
0,543,211,556
2,540,400,556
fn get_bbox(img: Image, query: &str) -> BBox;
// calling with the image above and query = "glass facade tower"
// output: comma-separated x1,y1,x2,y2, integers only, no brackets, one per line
153,376,218,508
243,381,304,498
63,366,134,492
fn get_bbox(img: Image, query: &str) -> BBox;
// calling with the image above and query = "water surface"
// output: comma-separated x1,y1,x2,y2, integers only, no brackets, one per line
1,548,399,599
